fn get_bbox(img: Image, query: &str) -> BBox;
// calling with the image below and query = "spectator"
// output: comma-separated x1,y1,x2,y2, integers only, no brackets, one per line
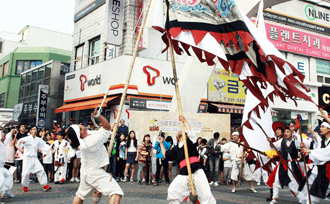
69,118,74,126
5,129,16,167
61,119,68,132
15,124,27,151
198,138,208,173
14,147,24,183
123,131,138,182
207,132,221,186
153,132,171,187
42,142,53,182
116,133,126,182
221,138,232,185
165,136,174,181
117,119,129,139
52,122,62,140
137,134,152,184
71,148,81,183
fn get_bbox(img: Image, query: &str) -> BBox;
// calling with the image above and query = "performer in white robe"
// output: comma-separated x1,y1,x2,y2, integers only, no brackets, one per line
0,129,15,198
51,131,71,184
221,132,257,193
299,121,330,204
69,109,123,204
17,126,51,192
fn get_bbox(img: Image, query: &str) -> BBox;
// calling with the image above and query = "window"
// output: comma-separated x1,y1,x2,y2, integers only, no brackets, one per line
16,61,24,74
0,65,2,79
75,44,84,70
32,70,38,82
38,67,45,80
316,60,330,75
19,86,24,99
317,75,330,84
0,41,2,54
21,74,26,85
26,72,32,83
17,60,42,74
3,62,9,77
0,93,5,108
89,37,100,65
23,61,30,72
30,83,37,95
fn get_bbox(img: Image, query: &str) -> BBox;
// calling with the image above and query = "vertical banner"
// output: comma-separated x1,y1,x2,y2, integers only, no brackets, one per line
137,0,144,50
36,85,49,128
13,103,23,121
105,0,124,46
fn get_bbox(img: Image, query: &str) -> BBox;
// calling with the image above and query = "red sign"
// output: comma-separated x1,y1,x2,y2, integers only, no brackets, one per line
264,22,330,60
143,65,160,86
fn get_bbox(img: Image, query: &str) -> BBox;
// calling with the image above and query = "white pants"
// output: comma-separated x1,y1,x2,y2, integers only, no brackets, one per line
167,169,216,204
231,160,253,182
21,156,47,187
0,167,13,195
54,161,68,182
76,168,124,200
253,167,268,183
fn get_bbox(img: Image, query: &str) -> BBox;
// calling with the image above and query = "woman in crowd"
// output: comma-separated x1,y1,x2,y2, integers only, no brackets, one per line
137,134,153,184
5,129,16,167
115,133,126,182
70,147,81,182
165,136,174,181
14,147,23,183
123,131,138,182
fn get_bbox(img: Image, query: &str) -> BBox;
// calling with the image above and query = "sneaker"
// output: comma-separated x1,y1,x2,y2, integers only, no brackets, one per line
116,177,120,182
1,193,15,198
214,182,219,187
60,178,65,182
142,178,146,183
209,181,214,186
138,180,142,185
75,178,80,182
165,182,169,187
250,188,257,193
231,188,236,193
70,178,75,182
257,182,261,186
123,178,127,183
43,185,51,191
23,187,29,192
130,177,134,182
269,200,277,204
152,179,156,183
153,182,159,186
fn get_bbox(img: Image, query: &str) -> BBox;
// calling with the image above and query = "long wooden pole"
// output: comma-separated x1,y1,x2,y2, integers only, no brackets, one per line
107,0,153,157
299,130,312,204
250,118,301,185
231,140,267,156
167,35,197,201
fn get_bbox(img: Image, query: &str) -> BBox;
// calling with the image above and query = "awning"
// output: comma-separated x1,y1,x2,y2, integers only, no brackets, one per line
55,96,119,113
211,103,244,114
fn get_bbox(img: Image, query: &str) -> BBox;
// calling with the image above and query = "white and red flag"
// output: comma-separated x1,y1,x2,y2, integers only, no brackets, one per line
150,0,314,110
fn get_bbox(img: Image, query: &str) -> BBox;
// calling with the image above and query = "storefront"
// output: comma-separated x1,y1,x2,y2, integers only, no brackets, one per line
0,108,13,124
319,86,330,116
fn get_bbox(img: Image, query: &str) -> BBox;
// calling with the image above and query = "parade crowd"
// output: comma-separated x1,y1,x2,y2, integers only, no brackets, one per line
0,108,330,204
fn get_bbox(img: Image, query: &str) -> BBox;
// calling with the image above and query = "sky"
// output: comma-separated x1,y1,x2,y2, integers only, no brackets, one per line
0,0,75,35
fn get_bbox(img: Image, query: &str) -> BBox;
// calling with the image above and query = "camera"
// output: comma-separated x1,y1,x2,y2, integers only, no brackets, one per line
53,120,57,123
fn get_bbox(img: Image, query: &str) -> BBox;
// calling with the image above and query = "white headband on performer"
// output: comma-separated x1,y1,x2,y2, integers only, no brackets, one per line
232,132,239,136
71,125,87,150
321,122,330,129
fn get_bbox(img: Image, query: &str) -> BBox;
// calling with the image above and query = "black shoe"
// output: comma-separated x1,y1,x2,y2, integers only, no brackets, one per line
59,182,63,185
266,197,272,202
54,181,59,184
146,182,149,185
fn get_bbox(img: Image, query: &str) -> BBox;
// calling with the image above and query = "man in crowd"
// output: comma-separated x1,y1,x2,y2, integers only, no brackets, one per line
61,119,68,132
51,131,72,184
0,129,15,199
207,132,221,187
159,115,216,204
221,132,257,193
117,119,128,139
17,127,51,192
298,109,330,204
68,109,123,204
15,124,27,151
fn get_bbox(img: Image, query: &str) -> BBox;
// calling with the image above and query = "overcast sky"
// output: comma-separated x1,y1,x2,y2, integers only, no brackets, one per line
0,0,75,35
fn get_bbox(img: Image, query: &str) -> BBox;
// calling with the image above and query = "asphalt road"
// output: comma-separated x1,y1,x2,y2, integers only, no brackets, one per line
2,180,323,204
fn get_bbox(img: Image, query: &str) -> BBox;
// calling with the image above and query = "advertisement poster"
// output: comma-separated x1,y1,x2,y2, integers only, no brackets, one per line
36,85,49,128
208,69,247,104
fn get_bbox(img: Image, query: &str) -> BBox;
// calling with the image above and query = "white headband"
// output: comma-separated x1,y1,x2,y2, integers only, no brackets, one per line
321,122,330,129
232,131,239,136
71,125,87,150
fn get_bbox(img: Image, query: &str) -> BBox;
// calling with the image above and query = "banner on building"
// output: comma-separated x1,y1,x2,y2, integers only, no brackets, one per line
74,0,106,22
36,85,49,128
208,69,247,105
19,101,38,119
13,103,23,121
105,0,124,46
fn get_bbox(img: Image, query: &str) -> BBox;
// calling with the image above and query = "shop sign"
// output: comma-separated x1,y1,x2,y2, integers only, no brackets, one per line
129,98,171,111
264,1,330,35
105,0,124,46
319,86,330,107
74,0,106,22
264,21,330,60
79,74,101,91
36,85,49,128
19,101,38,119
208,68,247,104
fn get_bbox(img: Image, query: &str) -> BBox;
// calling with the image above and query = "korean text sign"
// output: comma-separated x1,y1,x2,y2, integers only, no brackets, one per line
36,85,49,128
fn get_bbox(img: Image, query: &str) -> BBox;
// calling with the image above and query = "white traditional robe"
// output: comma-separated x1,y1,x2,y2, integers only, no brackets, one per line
17,135,50,187
0,132,14,194
51,139,71,182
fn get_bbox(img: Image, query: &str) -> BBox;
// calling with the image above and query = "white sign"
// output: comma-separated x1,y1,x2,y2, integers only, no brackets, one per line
105,0,124,46
74,0,106,22
109,105,130,127
64,55,208,102
13,104,23,121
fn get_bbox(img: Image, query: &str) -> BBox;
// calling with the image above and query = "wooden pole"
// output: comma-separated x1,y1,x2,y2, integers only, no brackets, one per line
250,117,301,185
299,130,312,204
107,0,153,157
231,140,267,156
167,35,198,201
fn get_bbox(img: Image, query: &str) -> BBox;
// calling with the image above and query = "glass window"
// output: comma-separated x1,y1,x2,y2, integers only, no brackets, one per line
16,61,24,75
44,78,50,86
32,70,38,82
0,42,2,54
89,38,100,65
316,60,330,75
30,61,36,69
0,93,5,108
23,61,30,72
26,72,32,83
38,67,45,80
36,61,42,66
19,86,24,99
326,77,330,84
30,83,37,95
317,75,324,83
25,85,30,97
0,65,2,79
75,45,84,70
21,74,26,85
3,62,9,77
